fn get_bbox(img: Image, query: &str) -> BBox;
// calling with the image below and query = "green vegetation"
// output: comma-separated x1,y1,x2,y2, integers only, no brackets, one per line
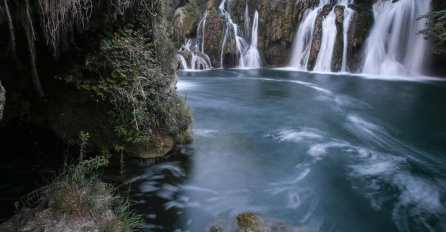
419,10,446,55
0,0,192,158
0,155,141,232
65,23,192,156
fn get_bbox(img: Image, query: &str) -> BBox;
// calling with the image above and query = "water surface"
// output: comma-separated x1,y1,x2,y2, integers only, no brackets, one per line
132,69,446,232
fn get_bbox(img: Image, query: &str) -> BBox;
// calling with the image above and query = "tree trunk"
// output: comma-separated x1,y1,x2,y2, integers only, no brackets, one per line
24,0,45,98
2,0,16,56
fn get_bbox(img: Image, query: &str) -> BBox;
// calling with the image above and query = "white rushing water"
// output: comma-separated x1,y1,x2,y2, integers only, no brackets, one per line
289,9,318,70
290,0,431,76
290,0,354,72
178,39,212,71
313,10,337,72
219,0,261,68
242,10,261,68
362,0,432,76
177,10,212,71
341,7,355,72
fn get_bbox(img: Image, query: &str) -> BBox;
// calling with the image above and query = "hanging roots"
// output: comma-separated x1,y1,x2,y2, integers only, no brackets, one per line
37,0,137,55
37,0,93,55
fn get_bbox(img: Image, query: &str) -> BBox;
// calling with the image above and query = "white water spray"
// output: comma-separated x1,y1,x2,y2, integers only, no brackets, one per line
313,10,337,72
218,0,261,68
362,0,431,76
242,11,261,68
290,0,354,72
178,39,212,70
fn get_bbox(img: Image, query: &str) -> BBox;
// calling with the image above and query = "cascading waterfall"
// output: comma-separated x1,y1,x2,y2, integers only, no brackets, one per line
218,0,261,68
290,0,431,76
177,0,261,70
313,10,337,72
177,11,212,71
289,9,319,70
361,0,431,76
290,0,354,71
178,39,212,71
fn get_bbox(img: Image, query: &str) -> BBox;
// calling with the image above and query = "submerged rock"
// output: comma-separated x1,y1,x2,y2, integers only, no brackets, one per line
209,212,312,232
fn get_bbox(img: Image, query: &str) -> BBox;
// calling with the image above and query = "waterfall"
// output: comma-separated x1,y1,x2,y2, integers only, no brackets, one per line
177,54,189,70
289,0,354,72
178,39,212,70
197,10,209,54
177,11,212,71
242,11,261,68
289,0,431,76
362,0,431,76
289,9,319,70
218,0,261,68
313,10,337,72
341,8,355,72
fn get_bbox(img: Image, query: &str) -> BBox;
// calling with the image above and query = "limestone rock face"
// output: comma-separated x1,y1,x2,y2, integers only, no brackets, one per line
307,4,333,71
347,3,374,72
239,0,319,66
0,82,5,121
332,5,345,72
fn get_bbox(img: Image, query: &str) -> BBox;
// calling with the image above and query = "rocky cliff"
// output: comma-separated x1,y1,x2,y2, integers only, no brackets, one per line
175,0,377,69
0,0,191,158
175,0,445,77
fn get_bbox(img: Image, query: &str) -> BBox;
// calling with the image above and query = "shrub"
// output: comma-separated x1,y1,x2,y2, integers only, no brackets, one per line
419,10,446,55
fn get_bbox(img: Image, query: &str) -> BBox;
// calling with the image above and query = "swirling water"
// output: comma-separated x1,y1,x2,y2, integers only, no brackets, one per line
130,69,446,232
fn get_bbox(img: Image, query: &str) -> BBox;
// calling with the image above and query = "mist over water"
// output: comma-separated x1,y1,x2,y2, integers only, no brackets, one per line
128,69,446,232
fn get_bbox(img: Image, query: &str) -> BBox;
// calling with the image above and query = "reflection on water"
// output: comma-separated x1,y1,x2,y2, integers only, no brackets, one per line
128,69,446,232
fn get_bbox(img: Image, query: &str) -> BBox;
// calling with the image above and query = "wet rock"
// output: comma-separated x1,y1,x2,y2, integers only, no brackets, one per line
210,225,224,232
209,212,310,232
308,4,333,71
127,133,174,159
255,0,319,66
347,3,374,72
331,5,345,72
0,81,5,121
203,8,231,67
177,0,319,67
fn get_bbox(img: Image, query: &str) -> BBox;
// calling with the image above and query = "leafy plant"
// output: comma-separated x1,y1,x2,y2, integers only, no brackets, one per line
419,10,446,55
72,23,191,151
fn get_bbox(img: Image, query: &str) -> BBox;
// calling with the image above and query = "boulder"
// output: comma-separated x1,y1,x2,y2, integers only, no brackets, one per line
208,212,310,232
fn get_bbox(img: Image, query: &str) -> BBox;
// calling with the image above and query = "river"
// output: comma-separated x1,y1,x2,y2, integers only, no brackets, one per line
130,69,446,232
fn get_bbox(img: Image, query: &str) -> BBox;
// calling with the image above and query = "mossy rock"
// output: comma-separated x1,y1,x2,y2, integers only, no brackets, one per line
128,133,175,159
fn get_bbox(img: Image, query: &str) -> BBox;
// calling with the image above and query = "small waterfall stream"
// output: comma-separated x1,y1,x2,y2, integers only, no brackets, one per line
242,10,261,68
